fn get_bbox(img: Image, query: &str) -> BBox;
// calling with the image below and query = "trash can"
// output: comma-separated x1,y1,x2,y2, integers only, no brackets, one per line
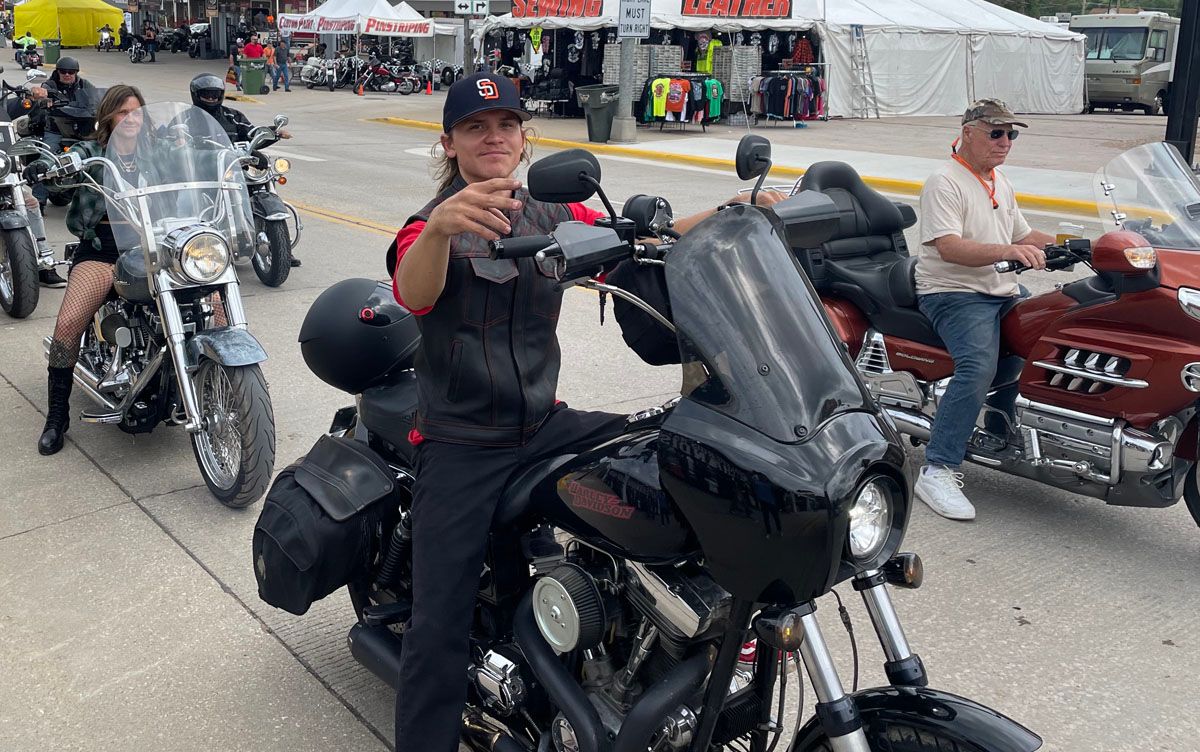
576,84,620,143
241,57,269,95
42,38,61,64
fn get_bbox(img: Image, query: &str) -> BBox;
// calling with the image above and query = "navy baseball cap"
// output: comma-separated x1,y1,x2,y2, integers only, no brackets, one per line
442,73,531,133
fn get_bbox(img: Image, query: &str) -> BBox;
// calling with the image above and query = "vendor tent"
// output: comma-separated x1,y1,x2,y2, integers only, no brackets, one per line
482,0,1084,117
793,0,1085,117
14,0,122,48
278,0,436,37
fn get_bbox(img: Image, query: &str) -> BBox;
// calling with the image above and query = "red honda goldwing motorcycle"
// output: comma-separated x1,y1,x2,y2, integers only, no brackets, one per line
787,142,1200,528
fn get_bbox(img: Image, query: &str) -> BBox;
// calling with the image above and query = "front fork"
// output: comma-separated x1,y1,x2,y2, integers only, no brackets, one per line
796,570,927,752
158,280,249,433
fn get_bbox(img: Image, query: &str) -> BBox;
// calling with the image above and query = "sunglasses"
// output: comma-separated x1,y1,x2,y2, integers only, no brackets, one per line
978,127,1019,141
59,70,78,75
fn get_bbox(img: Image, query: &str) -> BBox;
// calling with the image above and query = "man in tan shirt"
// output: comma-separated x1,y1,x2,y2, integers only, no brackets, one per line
912,99,1055,521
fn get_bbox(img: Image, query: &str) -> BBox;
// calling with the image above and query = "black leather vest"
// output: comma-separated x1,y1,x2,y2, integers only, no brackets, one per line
407,178,574,446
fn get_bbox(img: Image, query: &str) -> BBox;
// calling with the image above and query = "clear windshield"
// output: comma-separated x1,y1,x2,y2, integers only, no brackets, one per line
1094,142,1200,251
102,102,253,253
664,206,870,444
1082,27,1148,60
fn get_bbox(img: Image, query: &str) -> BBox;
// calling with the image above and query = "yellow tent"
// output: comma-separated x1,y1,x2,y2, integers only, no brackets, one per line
14,0,123,48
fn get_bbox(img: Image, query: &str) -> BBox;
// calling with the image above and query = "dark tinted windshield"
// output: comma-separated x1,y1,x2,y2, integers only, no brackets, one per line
664,205,869,444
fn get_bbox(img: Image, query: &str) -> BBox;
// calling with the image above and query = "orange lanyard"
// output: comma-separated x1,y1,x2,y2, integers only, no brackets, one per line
952,151,998,210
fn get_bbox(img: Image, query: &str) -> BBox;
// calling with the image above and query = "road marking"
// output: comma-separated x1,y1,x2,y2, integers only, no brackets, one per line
269,148,325,163
290,200,396,237
372,115,1099,218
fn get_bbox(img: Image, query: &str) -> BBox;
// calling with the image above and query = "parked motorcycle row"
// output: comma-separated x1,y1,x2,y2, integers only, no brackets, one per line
299,51,461,94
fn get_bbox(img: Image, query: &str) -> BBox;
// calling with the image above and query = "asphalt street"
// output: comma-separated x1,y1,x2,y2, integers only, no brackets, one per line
0,51,1197,752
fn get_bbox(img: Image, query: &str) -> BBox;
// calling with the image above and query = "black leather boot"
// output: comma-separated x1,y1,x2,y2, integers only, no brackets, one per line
38,366,74,456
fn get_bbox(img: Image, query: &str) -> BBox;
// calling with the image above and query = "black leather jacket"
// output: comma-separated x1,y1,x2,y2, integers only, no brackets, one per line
404,177,575,446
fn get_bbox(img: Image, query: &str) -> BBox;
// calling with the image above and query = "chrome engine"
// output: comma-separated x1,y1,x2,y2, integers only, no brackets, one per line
853,328,1180,491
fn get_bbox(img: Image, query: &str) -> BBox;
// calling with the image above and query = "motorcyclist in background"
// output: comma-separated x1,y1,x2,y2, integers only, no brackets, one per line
4,81,62,286
13,30,36,62
186,73,300,267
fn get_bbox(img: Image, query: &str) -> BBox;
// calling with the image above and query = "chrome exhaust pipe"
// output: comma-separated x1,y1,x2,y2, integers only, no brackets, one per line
884,406,932,442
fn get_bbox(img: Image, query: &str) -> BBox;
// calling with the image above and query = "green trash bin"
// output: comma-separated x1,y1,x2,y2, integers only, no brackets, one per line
241,57,269,95
42,38,61,65
576,84,620,143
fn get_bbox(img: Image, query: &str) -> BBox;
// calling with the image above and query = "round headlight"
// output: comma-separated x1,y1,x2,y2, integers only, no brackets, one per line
245,165,268,182
0,152,11,180
848,478,892,561
273,157,291,174
179,232,229,283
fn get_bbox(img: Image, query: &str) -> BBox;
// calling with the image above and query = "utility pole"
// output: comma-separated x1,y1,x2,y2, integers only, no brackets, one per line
1165,0,1200,162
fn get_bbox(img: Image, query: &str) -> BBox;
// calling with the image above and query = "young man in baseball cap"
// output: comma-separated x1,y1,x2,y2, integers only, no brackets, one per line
387,72,780,752
912,98,1055,521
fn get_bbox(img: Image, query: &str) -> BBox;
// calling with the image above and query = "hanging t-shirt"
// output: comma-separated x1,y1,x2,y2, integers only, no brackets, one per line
665,79,690,113
705,79,723,118
696,39,722,74
651,77,671,118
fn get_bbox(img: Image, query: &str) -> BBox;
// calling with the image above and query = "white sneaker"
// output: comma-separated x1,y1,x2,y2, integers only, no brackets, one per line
914,465,976,521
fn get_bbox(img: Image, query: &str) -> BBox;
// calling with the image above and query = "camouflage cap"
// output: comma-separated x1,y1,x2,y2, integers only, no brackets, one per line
962,98,1028,128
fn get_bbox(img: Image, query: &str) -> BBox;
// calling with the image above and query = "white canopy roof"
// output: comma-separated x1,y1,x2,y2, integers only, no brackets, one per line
792,0,1081,38
279,0,436,37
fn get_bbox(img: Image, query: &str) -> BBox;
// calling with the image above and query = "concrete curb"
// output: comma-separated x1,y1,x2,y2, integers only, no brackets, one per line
371,116,1098,217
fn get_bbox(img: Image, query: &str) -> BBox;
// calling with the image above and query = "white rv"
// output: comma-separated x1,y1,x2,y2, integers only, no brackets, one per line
1070,11,1179,115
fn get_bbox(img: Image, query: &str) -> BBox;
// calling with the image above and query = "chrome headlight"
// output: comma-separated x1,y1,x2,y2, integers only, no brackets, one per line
273,157,291,175
245,165,269,183
0,152,11,180
848,478,893,562
176,230,229,283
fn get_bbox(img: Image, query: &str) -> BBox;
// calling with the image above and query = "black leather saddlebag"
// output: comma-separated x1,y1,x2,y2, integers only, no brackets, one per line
253,435,397,615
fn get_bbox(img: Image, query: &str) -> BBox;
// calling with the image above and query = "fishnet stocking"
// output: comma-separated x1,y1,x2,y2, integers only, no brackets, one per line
48,261,113,368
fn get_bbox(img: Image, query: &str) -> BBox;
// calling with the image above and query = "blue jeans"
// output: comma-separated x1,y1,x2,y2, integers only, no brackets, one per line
918,291,1025,468
271,61,290,90
32,131,61,203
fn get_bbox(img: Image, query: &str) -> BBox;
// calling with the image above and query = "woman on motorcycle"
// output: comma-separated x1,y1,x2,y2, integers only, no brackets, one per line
388,72,781,752
29,84,154,455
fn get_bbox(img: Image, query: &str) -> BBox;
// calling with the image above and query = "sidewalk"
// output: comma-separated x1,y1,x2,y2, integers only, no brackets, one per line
367,92,1179,216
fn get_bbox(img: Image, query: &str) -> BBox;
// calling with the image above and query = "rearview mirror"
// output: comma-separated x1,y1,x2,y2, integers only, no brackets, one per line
735,134,772,181
527,149,601,204
273,114,289,129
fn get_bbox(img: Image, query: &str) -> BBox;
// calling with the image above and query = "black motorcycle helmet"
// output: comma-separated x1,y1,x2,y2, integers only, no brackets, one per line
189,72,225,112
299,278,421,395
55,56,80,74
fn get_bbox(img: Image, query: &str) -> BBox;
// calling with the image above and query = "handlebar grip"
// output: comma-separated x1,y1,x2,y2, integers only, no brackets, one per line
993,260,1026,274
490,235,554,260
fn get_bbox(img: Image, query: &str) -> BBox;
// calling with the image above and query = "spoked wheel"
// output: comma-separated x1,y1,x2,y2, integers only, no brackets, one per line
1181,460,1200,528
252,219,291,287
190,361,276,508
0,227,39,318
398,78,416,95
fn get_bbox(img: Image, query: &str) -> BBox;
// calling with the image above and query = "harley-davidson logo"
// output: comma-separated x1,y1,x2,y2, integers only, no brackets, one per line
565,480,636,520
895,351,936,364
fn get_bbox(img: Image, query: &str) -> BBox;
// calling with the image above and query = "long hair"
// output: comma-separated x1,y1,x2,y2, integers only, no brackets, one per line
91,84,146,147
432,126,536,194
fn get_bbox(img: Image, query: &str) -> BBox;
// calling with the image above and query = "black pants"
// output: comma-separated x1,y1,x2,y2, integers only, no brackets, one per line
395,406,626,752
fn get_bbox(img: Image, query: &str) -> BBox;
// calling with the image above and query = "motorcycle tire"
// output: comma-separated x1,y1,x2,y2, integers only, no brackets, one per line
306,81,315,89
398,79,415,95
1181,462,1200,528
190,361,276,508
0,227,39,319
48,192,70,207
795,723,976,751
328,78,336,92
253,219,292,288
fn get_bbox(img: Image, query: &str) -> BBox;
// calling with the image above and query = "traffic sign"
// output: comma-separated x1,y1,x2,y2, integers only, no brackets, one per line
454,0,488,15
618,0,650,39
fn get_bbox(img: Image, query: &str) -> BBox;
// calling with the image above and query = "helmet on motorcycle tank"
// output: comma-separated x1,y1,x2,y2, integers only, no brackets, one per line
299,278,421,395
189,72,225,112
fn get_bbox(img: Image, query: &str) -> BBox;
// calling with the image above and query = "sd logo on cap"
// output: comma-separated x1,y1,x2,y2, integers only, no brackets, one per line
443,73,531,133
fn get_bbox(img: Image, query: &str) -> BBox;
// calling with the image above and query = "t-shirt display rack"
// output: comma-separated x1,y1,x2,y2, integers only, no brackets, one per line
641,72,721,132
747,65,830,126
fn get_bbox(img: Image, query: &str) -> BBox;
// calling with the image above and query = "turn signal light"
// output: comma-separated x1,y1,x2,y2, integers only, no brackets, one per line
1123,246,1157,269
882,552,924,589
753,604,811,651
277,176,288,185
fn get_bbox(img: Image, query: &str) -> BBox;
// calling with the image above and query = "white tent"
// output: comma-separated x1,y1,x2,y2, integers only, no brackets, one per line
278,0,436,37
481,0,1084,117
794,0,1085,117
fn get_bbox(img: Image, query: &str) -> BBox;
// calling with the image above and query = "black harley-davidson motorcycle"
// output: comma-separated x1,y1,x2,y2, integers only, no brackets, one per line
257,138,1042,752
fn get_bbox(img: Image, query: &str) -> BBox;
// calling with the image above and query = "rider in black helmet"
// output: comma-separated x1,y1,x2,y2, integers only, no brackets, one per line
186,73,300,267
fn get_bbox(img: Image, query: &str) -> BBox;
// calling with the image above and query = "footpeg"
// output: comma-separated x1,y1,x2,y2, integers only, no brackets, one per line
80,410,122,425
362,600,411,628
